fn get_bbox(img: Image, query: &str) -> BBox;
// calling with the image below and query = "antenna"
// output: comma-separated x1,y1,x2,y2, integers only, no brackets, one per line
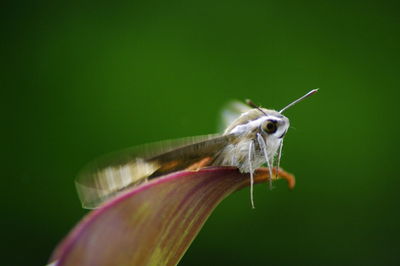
279,89,319,113
246,99,267,115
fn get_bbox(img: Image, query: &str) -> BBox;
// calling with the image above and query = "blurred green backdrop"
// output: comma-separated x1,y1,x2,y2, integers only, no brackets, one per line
2,0,400,265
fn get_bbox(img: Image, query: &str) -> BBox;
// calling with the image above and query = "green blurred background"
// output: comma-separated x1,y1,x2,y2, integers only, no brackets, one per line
2,0,400,265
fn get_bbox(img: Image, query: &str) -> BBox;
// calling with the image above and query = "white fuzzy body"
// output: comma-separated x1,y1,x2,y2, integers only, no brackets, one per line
218,139,271,173
216,109,289,174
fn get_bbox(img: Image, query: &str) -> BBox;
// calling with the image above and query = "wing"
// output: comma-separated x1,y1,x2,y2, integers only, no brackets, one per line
218,100,251,132
75,134,231,209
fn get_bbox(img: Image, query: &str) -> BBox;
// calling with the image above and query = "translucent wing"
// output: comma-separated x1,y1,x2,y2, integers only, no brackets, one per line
218,100,251,132
76,134,231,209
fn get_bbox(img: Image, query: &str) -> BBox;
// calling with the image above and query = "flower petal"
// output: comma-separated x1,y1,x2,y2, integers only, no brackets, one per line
49,167,294,266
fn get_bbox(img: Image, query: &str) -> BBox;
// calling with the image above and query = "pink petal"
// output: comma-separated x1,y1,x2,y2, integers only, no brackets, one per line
49,167,294,266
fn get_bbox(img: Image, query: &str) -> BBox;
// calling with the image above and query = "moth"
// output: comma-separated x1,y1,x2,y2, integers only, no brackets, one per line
76,89,318,209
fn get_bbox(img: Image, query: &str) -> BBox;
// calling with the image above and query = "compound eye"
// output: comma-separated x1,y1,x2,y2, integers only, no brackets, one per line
263,120,277,134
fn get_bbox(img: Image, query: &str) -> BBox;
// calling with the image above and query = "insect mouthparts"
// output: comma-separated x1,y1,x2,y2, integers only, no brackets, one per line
278,130,287,139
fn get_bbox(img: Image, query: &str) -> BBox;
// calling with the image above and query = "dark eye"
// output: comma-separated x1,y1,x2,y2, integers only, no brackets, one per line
264,120,277,134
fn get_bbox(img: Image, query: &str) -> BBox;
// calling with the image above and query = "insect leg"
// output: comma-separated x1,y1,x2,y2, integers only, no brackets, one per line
185,157,213,171
276,139,284,179
257,133,274,189
248,141,255,209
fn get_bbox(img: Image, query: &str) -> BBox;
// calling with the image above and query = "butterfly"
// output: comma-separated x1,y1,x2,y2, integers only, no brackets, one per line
76,89,318,209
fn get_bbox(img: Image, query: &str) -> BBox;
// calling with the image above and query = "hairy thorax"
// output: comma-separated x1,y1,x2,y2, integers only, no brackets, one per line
214,107,288,173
